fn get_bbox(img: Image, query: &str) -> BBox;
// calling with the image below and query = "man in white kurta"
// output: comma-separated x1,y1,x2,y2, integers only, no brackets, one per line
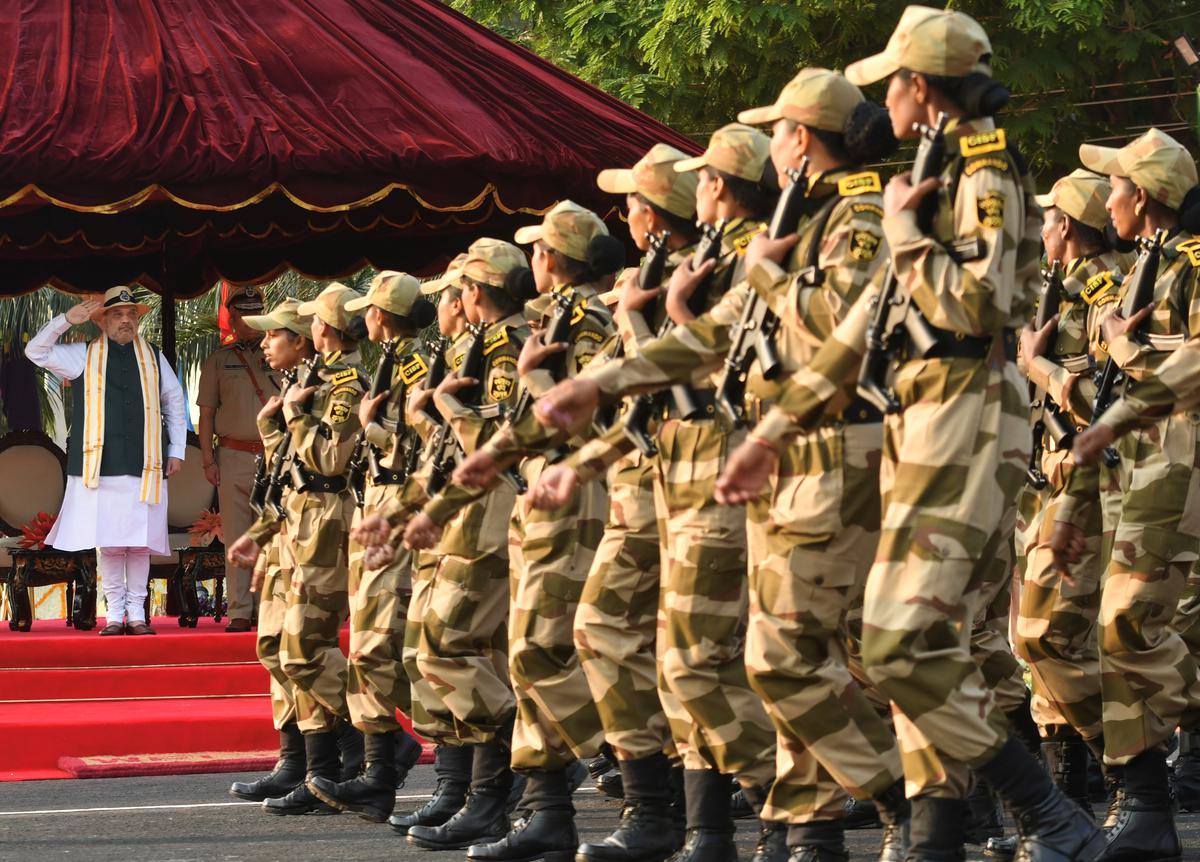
25,288,186,635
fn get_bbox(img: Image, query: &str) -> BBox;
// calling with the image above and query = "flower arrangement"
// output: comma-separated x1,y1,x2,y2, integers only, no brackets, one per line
188,509,223,547
18,511,56,549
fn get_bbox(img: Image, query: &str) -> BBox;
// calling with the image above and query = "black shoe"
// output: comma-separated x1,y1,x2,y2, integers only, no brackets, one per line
907,795,967,862
731,788,755,820
395,730,424,789
841,796,882,830
263,730,341,816
336,719,365,781
873,779,909,862
588,746,617,779
576,754,682,862
308,731,399,822
407,791,510,849
230,721,306,801
467,808,577,862
667,770,736,862
664,830,736,862
783,820,845,862
597,768,626,799
389,744,472,834
966,777,1004,845
1101,795,1181,861
1173,730,1200,813
984,835,1016,859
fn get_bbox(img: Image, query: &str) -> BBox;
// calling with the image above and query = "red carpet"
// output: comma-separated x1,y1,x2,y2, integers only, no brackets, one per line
0,615,425,781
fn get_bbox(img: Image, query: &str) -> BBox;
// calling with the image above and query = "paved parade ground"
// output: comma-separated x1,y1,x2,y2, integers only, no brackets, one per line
1,765,1199,862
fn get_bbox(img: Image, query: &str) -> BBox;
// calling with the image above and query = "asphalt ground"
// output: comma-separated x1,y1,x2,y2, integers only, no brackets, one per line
1,765,1199,861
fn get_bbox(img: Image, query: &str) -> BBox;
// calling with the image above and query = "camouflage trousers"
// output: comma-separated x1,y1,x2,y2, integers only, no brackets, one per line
745,420,902,824
862,358,1028,799
1015,449,1104,740
970,498,1028,717
255,530,295,729
345,482,413,734
508,453,607,771
1098,411,1200,764
405,550,448,738
654,418,776,786
280,488,352,734
574,450,671,761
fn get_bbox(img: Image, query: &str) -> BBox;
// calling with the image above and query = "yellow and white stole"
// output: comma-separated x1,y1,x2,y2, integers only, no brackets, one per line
81,336,164,504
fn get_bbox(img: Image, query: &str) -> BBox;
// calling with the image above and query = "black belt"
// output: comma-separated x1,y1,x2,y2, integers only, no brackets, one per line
663,387,718,421
837,397,884,425
370,469,406,486
923,327,1017,362
290,463,348,495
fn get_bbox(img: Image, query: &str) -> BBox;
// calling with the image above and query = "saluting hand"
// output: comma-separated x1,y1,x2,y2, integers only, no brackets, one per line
714,436,779,506
883,173,943,218
529,464,579,510
65,299,102,325
534,378,601,431
453,450,499,489
404,512,442,551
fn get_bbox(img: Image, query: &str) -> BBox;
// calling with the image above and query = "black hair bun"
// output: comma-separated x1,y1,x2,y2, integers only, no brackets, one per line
1179,185,1200,234
408,297,437,329
960,71,1010,117
504,266,538,302
843,101,898,164
586,234,627,279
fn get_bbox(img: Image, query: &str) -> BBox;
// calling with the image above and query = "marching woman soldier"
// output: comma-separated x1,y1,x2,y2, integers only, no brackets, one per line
307,272,436,820
227,298,318,803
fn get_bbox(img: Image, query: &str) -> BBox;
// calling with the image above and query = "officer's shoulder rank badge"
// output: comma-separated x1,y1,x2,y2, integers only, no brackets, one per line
1081,271,1117,305
976,192,1005,229
849,230,881,262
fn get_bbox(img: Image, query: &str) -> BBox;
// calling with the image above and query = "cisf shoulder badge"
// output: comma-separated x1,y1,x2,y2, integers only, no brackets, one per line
488,372,514,402
976,192,1005,230
849,230,881,262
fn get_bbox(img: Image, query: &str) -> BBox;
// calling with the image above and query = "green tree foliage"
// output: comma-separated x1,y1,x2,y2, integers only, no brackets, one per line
452,0,1200,179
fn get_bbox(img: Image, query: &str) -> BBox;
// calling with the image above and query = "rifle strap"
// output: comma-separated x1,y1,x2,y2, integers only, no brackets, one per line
231,346,270,407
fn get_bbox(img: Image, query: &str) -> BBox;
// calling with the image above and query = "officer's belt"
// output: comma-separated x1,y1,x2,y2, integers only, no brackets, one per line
289,463,348,495
218,436,265,454
916,327,1017,362
662,387,718,421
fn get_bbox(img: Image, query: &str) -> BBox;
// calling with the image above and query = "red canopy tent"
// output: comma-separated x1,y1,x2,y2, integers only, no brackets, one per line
0,0,698,354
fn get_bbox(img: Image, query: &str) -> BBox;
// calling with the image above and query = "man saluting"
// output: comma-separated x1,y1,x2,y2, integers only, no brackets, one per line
26,287,186,636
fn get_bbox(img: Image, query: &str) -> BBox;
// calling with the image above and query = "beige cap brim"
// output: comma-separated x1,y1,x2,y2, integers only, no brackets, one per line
241,312,278,331
343,295,373,313
1078,144,1124,178
672,155,707,174
513,224,545,245
295,300,319,317
91,302,151,323
1034,193,1055,208
737,104,783,126
597,168,638,194
844,51,899,86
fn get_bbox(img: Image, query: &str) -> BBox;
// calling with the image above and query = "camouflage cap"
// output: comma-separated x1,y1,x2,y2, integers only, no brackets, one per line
1079,128,1198,212
673,123,771,183
296,282,360,331
345,270,422,316
845,5,991,86
460,238,529,288
1035,169,1111,231
596,144,699,220
421,253,469,295
514,200,610,262
242,297,312,338
224,284,264,312
738,68,864,133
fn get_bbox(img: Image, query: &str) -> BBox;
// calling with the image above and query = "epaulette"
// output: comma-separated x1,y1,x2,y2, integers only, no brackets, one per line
850,202,885,219
732,223,768,256
483,325,512,356
1081,271,1119,305
399,354,429,385
1175,238,1200,268
329,367,359,387
963,155,1010,177
836,172,882,197
569,297,589,326
959,128,1007,157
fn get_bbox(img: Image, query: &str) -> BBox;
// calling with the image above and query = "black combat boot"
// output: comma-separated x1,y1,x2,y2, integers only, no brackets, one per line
666,769,736,862
262,730,340,816
872,778,909,862
783,820,846,862
1042,730,1093,815
577,753,683,862
389,744,473,834
983,835,1016,859
842,796,882,830
394,728,424,788
1173,729,1200,812
1101,748,1181,861
407,738,513,849
589,744,624,798
907,795,967,862
1101,766,1124,830
1006,689,1044,759
468,767,577,862
668,765,686,828
335,718,365,781
230,720,306,801
964,776,1004,845
307,730,398,822
976,735,1104,861
737,783,788,862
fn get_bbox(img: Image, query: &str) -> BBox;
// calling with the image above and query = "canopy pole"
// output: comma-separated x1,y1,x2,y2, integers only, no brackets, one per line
161,280,177,367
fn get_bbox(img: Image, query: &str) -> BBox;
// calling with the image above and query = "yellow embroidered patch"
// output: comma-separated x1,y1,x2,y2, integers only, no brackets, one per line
574,329,604,344
488,372,515,402
330,402,351,424
851,202,884,219
976,192,1005,229
963,156,1010,177
1081,272,1117,305
1177,238,1200,268
848,230,882,262
1094,294,1118,308
575,352,595,374
959,128,1007,157
330,367,358,386
452,352,465,370
732,223,767,256
837,172,882,197
400,355,429,385
569,299,588,326
483,327,509,355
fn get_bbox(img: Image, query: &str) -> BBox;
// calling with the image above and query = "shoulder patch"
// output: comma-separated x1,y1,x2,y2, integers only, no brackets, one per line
491,354,517,368
976,191,1005,230
848,230,882,262
732,223,767,256
330,367,358,386
963,155,1010,177
488,371,515,402
569,298,588,326
837,172,882,197
452,352,465,370
851,202,884,219
483,326,510,355
1094,293,1119,309
1081,271,1117,305
332,385,357,397
574,329,605,345
959,128,1007,157
1176,238,1200,268
400,355,428,385
330,402,351,424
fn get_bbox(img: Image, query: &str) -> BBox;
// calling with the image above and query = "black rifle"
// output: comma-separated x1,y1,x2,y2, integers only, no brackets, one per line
400,335,449,481
856,114,950,414
716,157,812,424
248,367,295,516
620,231,674,456
264,358,323,520
507,288,578,426
1088,228,1167,466
1026,262,1072,488
347,339,401,507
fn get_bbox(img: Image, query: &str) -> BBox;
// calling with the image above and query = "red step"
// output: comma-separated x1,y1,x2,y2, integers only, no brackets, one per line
0,662,268,701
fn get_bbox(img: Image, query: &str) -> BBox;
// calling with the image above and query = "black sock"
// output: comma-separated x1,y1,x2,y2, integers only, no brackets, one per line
976,735,1056,813
1123,749,1171,806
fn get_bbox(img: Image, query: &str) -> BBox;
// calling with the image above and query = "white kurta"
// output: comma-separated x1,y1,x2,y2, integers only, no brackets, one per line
25,314,187,555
